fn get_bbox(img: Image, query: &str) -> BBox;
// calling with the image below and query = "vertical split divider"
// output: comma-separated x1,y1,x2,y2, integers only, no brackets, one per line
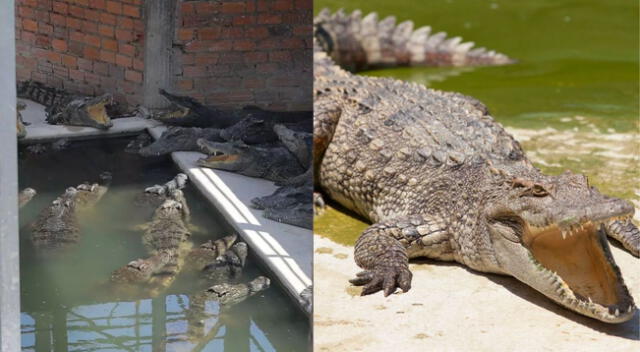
0,1,21,350
143,0,177,109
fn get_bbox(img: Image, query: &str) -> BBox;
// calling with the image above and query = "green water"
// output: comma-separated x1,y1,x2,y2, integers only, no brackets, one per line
314,0,639,244
18,138,309,351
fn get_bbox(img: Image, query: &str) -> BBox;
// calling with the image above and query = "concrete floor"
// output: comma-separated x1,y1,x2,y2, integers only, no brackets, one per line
313,235,639,351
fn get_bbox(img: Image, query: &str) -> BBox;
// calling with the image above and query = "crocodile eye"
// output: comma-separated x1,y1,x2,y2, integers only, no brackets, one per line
531,184,549,197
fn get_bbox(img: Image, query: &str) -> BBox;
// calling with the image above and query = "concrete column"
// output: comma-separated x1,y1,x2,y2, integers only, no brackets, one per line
143,0,177,109
0,1,21,351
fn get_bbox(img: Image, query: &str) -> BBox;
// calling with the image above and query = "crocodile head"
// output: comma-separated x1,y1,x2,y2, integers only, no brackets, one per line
52,94,113,130
219,115,275,144
206,276,270,306
196,139,257,172
485,169,636,323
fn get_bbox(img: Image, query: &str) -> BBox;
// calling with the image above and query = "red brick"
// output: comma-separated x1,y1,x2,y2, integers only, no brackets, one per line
83,9,100,21
93,62,108,75
273,0,292,11
45,51,61,63
68,5,83,18
195,2,216,14
99,25,114,37
52,38,67,51
61,54,77,67
70,31,84,43
92,0,106,10
243,78,264,89
21,31,36,44
102,38,118,51
22,19,38,32
18,6,36,19
244,51,267,63
69,68,84,82
222,2,245,13
118,43,135,57
106,1,122,14
256,62,277,73
51,13,66,26
118,17,134,29
83,34,100,47
125,69,142,83
178,29,194,41
184,65,208,78
35,34,50,48
194,53,218,65
115,54,132,67
115,29,134,42
132,58,144,71
100,13,117,25
295,0,311,10
38,23,53,35
181,2,195,15
100,50,116,63
233,40,255,51
269,51,291,62
82,21,98,34
83,46,100,60
199,28,220,40
246,27,268,39
68,41,84,56
293,24,311,36
233,15,255,26
67,17,82,30
177,79,193,91
123,4,140,18
78,58,93,71
74,0,89,7
258,14,281,24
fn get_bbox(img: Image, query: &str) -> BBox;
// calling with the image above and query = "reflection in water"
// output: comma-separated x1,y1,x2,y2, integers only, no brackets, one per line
18,138,308,351
21,295,277,351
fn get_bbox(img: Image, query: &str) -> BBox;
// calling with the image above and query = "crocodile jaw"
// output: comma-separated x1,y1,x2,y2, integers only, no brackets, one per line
491,216,636,323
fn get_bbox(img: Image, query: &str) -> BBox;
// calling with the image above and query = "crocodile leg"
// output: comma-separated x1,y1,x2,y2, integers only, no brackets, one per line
350,215,451,296
605,219,640,257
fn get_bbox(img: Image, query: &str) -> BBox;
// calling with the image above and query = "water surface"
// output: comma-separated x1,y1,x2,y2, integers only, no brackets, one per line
19,137,309,351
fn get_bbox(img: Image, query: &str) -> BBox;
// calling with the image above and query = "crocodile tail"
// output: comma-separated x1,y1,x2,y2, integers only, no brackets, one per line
314,8,515,71
17,80,69,111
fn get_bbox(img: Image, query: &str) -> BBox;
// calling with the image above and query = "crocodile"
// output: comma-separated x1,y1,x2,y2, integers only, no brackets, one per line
219,114,312,145
134,174,190,216
19,188,37,208
110,195,192,296
17,80,114,130
138,127,222,157
153,89,310,128
314,9,638,323
196,139,306,183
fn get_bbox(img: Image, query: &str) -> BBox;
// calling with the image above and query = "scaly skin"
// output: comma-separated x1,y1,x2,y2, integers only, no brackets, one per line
138,127,222,157
314,9,638,323
17,80,113,130
196,139,305,183
31,176,110,251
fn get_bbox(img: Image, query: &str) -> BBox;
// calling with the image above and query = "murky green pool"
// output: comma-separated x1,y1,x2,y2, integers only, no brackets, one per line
18,137,309,351
315,0,639,245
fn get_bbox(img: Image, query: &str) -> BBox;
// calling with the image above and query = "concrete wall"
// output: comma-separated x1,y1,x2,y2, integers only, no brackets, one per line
15,0,313,111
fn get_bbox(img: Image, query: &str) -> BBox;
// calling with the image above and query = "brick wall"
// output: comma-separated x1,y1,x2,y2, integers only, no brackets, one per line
15,0,313,111
173,0,312,111
15,0,146,106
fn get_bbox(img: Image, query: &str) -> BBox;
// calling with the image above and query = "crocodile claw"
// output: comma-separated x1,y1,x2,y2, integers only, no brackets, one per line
350,265,412,296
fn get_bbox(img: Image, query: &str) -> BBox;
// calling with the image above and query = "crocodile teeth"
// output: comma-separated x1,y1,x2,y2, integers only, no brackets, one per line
587,296,592,304
561,231,567,240
615,308,620,316
629,306,633,313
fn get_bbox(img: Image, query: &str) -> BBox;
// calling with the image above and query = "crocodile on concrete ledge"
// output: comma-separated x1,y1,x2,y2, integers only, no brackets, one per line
17,80,114,130
313,9,639,323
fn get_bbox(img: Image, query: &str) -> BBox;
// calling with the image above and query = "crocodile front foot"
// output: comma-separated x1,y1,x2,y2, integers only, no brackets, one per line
350,259,412,296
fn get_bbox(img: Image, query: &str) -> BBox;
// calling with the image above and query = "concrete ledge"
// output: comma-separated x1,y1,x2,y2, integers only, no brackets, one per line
149,124,312,315
19,99,160,143
170,152,312,314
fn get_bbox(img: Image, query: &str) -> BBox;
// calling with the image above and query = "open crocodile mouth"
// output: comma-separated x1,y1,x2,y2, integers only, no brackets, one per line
203,154,240,163
160,106,190,119
522,215,635,322
86,97,113,129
